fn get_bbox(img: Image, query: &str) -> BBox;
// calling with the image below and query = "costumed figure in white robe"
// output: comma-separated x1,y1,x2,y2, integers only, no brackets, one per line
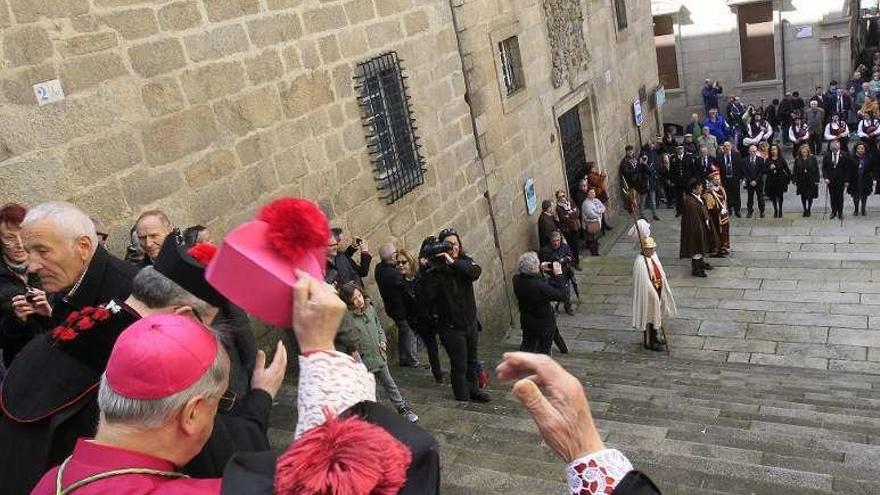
631,236,677,352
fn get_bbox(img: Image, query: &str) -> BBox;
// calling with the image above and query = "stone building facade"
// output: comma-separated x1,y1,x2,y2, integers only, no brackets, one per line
0,0,659,337
652,0,857,124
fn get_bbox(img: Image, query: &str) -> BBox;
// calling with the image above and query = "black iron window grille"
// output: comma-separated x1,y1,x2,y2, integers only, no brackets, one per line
498,36,524,96
614,0,628,31
354,52,425,204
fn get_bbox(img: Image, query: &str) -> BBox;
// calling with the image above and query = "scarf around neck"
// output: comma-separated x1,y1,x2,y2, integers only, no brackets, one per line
3,255,28,276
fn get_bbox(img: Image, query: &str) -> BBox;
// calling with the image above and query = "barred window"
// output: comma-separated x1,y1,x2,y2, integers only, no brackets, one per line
498,36,525,96
355,52,425,204
614,0,628,31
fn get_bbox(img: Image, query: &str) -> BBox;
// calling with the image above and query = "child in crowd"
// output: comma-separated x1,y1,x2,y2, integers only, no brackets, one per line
337,282,419,423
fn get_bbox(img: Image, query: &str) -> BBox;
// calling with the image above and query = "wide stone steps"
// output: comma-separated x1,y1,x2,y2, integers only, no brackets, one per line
268,341,880,494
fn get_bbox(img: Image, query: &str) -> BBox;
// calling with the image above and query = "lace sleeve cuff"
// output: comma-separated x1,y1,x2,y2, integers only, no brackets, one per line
294,350,376,439
566,449,634,495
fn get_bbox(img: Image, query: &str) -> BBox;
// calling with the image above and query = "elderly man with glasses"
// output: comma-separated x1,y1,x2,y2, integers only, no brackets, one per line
0,231,286,493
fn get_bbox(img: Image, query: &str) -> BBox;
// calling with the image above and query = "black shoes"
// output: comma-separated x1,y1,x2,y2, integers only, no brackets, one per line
691,258,707,277
747,211,753,218
759,211,765,218
830,212,837,219
702,259,714,270
469,391,491,403
643,325,666,352
653,215,661,221
734,211,741,218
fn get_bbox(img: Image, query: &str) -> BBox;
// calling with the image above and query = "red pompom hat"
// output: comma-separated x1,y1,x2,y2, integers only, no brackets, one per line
274,414,411,495
205,198,330,328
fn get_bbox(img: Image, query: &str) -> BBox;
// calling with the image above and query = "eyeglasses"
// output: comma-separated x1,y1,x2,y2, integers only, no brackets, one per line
218,390,236,413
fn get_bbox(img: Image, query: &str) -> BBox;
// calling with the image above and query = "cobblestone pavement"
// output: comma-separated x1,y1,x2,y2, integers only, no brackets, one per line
570,188,880,375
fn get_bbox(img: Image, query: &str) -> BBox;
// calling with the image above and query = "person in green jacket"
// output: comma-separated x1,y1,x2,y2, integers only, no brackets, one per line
337,282,419,423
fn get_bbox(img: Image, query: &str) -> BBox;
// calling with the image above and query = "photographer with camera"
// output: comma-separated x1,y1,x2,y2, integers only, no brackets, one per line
513,252,569,355
0,203,49,370
416,228,490,403
325,227,372,290
539,231,577,318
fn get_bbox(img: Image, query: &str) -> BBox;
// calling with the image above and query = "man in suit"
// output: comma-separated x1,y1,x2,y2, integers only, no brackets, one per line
718,141,743,217
804,100,826,155
694,145,717,183
822,139,849,219
742,145,766,218
668,144,693,217
827,82,852,120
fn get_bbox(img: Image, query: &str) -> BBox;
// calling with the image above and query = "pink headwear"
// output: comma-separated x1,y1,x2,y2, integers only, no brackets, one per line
105,314,218,400
205,198,329,328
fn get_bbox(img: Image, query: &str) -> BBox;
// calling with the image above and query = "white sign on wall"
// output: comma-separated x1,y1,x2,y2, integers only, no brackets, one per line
633,98,644,127
794,26,813,39
33,79,65,105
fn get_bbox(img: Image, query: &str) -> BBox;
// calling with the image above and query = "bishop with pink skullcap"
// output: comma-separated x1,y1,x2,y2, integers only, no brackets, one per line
105,314,219,400
29,314,227,495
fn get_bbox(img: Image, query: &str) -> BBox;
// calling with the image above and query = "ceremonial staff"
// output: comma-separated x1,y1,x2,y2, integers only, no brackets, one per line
622,176,670,354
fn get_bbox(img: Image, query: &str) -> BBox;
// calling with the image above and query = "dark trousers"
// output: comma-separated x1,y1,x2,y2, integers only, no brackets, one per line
672,184,685,214
830,185,845,215
412,319,442,380
438,322,480,401
723,177,741,214
809,134,823,155
520,326,553,355
746,182,764,214
853,193,870,214
769,194,784,213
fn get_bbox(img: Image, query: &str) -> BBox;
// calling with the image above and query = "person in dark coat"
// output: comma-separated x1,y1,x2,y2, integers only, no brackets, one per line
849,142,875,216
701,79,723,113
417,228,489,403
397,247,443,383
555,190,581,270
0,203,47,369
680,178,713,277
793,143,821,217
325,227,372,290
668,144,693,216
619,146,647,216
742,144,767,218
822,139,851,219
0,202,140,494
539,231,576,317
764,144,791,218
375,242,421,368
537,199,559,247
513,252,568,355
718,141,743,217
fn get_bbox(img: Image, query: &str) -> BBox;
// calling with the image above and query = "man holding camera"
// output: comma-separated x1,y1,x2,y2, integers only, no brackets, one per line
417,228,490,403
539,231,576,317
325,227,372,290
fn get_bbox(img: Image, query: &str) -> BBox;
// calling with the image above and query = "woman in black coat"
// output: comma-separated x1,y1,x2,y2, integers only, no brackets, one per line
512,252,568,355
849,142,875,216
764,143,791,218
792,144,820,216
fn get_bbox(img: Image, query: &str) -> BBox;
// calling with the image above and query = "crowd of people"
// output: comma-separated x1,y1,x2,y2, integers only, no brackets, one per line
0,197,661,494
616,73,880,223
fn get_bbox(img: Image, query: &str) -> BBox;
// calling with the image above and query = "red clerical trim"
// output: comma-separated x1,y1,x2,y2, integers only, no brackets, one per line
0,381,99,424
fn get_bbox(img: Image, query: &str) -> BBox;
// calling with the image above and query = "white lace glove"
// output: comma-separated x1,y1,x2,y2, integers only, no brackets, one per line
294,350,376,439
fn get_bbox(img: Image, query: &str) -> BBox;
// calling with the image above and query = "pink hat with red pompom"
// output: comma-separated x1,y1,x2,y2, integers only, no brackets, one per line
205,198,329,328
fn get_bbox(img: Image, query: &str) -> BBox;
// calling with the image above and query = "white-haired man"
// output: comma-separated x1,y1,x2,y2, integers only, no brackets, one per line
18,201,137,326
30,273,373,494
134,209,175,266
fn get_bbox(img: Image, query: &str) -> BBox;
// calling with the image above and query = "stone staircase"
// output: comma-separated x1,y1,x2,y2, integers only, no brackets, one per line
267,197,880,493
269,342,880,494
